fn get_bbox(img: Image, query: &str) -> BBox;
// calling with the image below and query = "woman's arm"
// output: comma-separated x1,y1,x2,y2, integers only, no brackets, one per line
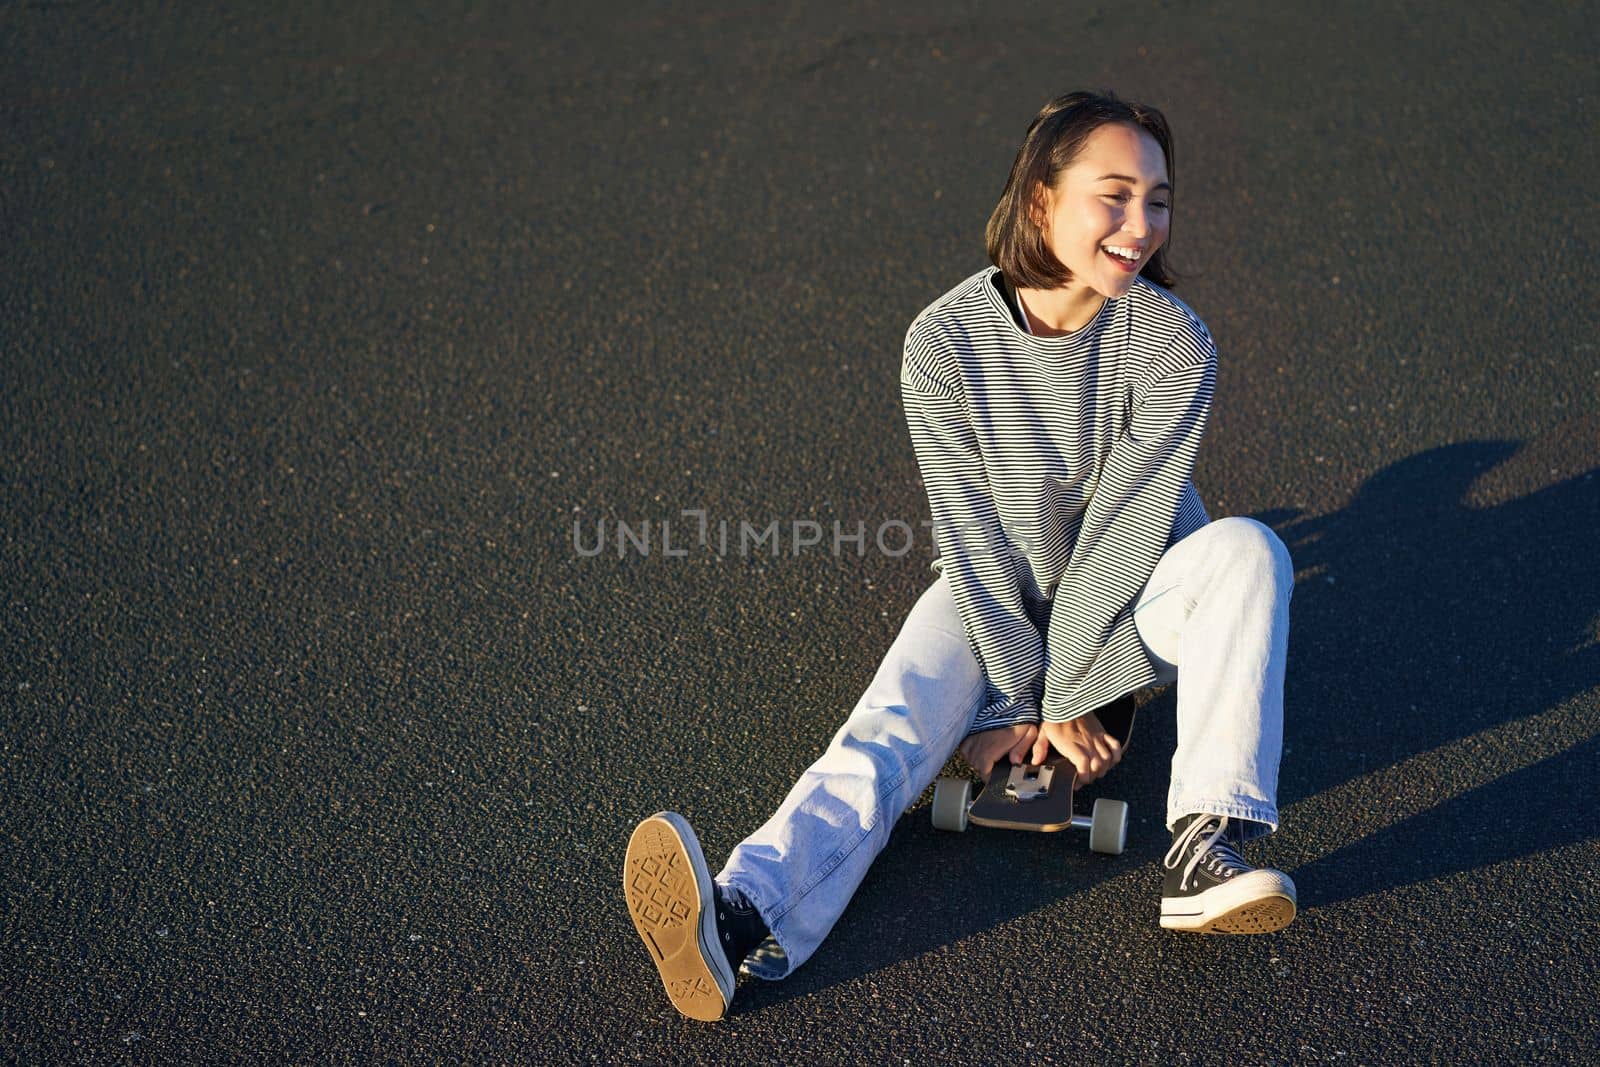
1041,334,1217,721
902,326,1045,734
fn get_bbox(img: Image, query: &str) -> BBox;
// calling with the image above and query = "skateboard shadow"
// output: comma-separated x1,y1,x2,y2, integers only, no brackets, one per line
736,438,1600,1012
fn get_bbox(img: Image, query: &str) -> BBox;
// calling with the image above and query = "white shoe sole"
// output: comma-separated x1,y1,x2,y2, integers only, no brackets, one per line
1160,869,1298,934
623,812,736,1021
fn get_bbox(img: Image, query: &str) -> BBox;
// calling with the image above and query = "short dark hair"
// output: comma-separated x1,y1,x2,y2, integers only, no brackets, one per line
986,90,1179,290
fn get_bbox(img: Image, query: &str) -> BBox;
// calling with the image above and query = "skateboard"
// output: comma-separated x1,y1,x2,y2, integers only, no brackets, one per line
929,695,1137,855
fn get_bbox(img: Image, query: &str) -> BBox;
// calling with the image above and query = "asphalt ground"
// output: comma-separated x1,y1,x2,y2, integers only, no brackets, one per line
3,1,1597,1062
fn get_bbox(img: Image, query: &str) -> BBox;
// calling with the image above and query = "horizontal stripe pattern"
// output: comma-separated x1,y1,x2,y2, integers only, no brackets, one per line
902,266,1215,731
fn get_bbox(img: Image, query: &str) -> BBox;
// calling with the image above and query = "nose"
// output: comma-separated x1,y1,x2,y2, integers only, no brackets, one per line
1123,200,1150,240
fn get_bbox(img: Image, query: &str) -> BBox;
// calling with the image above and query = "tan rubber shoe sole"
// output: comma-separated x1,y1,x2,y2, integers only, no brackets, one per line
623,813,734,1022
1161,870,1298,934
1181,893,1297,934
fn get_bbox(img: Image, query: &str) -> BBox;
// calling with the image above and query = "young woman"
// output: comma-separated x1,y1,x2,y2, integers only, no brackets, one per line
622,90,1297,1023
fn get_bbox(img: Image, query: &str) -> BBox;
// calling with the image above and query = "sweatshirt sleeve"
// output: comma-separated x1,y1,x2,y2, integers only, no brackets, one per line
1040,330,1217,721
901,322,1045,733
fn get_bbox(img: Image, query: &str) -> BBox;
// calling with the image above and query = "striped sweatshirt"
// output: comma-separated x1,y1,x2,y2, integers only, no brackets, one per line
901,266,1215,733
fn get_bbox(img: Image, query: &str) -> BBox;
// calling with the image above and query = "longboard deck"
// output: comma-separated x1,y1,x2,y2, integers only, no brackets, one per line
1096,694,1137,749
968,755,1079,831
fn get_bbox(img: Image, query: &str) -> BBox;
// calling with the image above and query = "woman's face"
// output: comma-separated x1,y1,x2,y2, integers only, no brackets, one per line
1032,122,1172,297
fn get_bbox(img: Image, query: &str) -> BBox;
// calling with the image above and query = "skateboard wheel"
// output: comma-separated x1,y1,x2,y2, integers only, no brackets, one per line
930,777,971,832
1088,798,1128,854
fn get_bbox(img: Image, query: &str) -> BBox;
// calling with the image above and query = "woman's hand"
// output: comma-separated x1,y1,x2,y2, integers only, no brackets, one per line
957,723,1040,779
1037,712,1122,788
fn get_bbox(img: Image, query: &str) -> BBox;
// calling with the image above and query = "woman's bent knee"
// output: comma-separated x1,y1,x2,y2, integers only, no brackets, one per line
1210,516,1291,579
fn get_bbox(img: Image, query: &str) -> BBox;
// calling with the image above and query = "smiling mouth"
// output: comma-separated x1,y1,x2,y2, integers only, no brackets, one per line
1100,244,1139,271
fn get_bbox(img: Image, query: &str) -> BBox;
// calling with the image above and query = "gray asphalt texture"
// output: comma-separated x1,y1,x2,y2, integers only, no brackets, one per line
4,1,1598,1062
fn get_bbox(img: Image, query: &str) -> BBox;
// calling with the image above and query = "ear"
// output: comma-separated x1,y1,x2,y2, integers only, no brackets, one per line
1027,180,1051,229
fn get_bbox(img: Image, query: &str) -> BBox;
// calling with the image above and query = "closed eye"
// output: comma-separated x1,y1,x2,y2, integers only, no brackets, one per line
1102,193,1170,210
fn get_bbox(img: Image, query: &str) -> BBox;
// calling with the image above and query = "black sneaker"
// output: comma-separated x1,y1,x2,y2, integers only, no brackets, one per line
1159,813,1297,934
622,812,768,1021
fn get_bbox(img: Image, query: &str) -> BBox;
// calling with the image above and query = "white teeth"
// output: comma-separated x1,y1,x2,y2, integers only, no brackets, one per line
1104,245,1140,261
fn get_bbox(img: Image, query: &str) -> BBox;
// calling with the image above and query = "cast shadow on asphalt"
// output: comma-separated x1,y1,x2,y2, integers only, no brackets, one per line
1262,439,1598,908
735,439,1599,1012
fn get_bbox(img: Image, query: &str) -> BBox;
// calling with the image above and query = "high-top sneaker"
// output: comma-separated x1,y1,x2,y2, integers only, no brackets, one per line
1160,813,1297,934
622,812,768,1021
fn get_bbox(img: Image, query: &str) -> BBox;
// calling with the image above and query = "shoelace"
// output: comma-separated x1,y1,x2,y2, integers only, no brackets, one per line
1163,815,1252,891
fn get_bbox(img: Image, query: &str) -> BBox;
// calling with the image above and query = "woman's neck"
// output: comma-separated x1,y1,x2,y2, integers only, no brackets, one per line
1015,282,1106,336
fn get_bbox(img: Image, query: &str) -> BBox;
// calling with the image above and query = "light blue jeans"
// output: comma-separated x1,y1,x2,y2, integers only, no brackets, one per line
719,517,1293,979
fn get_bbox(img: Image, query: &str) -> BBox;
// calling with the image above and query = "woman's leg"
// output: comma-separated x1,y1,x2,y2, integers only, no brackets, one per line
718,573,985,979
1131,516,1293,839
1130,517,1297,933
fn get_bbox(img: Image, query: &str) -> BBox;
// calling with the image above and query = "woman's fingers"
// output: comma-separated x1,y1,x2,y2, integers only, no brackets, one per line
1010,726,1042,766
1067,729,1126,788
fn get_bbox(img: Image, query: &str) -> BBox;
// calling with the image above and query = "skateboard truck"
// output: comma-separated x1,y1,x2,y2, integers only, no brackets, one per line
1004,762,1054,802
